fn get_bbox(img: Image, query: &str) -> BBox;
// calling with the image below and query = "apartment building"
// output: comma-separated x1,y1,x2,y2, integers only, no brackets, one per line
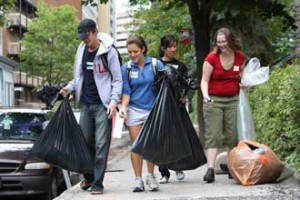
0,0,37,107
0,56,17,107
115,0,133,55
43,0,82,18
98,0,116,38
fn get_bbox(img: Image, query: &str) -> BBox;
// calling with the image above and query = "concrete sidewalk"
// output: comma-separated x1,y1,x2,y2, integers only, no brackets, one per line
55,135,300,200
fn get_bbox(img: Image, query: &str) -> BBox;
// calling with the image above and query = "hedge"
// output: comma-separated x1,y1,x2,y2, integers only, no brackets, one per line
249,65,300,173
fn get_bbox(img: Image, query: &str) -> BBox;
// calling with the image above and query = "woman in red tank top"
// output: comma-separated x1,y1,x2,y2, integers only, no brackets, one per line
201,27,245,183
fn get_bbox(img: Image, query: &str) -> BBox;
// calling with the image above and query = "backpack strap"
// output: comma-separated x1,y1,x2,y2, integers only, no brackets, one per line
100,45,123,71
127,58,157,82
112,44,123,66
100,52,109,70
151,58,158,76
126,61,132,81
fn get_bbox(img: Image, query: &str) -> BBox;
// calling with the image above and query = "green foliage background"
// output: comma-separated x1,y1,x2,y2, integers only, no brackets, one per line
127,1,192,63
20,2,79,85
0,0,14,27
249,65,300,172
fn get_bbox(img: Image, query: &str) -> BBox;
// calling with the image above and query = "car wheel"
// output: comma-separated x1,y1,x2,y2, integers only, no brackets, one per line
44,174,59,200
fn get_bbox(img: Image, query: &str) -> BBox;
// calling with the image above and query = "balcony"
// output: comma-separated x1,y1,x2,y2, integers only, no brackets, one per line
14,71,44,88
6,13,32,29
7,42,21,55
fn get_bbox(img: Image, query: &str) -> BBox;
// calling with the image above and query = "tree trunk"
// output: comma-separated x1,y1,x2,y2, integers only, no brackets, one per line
294,0,300,54
187,0,211,145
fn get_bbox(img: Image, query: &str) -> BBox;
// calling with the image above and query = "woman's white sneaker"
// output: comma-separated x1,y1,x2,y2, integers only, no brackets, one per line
146,174,159,191
133,177,144,192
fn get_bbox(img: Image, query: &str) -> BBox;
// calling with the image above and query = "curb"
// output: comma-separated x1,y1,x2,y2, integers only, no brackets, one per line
288,164,300,184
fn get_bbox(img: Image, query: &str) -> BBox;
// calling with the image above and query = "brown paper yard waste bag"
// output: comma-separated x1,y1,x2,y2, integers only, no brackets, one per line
228,140,284,186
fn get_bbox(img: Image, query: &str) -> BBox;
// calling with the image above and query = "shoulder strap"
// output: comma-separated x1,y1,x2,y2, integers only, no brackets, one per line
100,45,122,71
112,44,123,65
151,58,157,75
100,52,109,70
126,61,132,81
127,58,157,81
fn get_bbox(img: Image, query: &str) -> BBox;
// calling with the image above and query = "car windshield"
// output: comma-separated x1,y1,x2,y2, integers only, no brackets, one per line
0,112,47,141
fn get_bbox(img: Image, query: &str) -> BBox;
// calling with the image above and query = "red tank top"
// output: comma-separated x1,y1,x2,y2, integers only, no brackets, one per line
205,51,245,97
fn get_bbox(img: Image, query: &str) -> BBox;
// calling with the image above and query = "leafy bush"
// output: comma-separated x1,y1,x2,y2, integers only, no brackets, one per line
249,66,300,172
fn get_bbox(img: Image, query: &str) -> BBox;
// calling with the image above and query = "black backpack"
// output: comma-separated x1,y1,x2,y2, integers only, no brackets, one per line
100,44,123,70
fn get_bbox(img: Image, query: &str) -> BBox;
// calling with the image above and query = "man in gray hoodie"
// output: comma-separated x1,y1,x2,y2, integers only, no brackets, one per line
60,18,122,195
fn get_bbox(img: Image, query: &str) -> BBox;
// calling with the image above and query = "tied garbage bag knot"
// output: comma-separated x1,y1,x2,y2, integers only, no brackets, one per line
152,64,192,101
241,58,269,88
37,83,66,109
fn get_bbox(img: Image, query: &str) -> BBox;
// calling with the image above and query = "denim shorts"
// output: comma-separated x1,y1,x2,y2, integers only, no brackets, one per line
203,95,238,149
126,106,150,126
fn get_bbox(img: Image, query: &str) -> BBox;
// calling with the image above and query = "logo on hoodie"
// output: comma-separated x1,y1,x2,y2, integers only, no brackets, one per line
95,63,109,73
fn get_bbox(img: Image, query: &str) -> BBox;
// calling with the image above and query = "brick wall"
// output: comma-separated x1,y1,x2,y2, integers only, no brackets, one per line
41,0,82,19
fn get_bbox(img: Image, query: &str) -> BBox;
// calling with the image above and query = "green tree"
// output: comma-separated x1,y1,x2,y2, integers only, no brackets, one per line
20,2,79,85
127,1,192,64
0,0,15,26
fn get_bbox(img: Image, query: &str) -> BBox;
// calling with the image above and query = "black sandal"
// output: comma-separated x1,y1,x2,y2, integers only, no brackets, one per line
90,189,103,195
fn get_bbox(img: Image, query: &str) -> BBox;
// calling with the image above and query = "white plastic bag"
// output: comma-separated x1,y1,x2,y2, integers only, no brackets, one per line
112,112,125,138
237,58,269,140
237,89,256,140
241,58,269,87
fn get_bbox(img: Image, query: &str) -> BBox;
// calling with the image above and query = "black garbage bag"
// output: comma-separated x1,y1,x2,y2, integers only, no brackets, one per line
131,80,193,165
30,98,93,173
186,76,200,90
163,64,190,100
153,64,195,101
37,83,65,109
152,70,165,95
159,103,207,171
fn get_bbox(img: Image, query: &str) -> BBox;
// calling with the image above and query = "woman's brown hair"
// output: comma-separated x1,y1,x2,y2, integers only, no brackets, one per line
213,27,241,54
126,35,148,56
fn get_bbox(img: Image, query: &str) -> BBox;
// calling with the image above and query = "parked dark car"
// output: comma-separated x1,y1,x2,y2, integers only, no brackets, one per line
0,108,77,200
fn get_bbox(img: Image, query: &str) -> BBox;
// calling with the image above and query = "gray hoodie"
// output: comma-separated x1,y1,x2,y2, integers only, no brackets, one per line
66,33,122,108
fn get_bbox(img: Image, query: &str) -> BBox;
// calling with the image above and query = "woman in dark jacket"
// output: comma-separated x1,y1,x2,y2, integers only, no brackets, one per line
157,34,188,184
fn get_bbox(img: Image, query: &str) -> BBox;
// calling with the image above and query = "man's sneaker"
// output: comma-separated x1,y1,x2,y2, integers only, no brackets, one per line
176,171,185,181
203,168,215,183
159,176,169,184
146,174,159,191
132,177,144,192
